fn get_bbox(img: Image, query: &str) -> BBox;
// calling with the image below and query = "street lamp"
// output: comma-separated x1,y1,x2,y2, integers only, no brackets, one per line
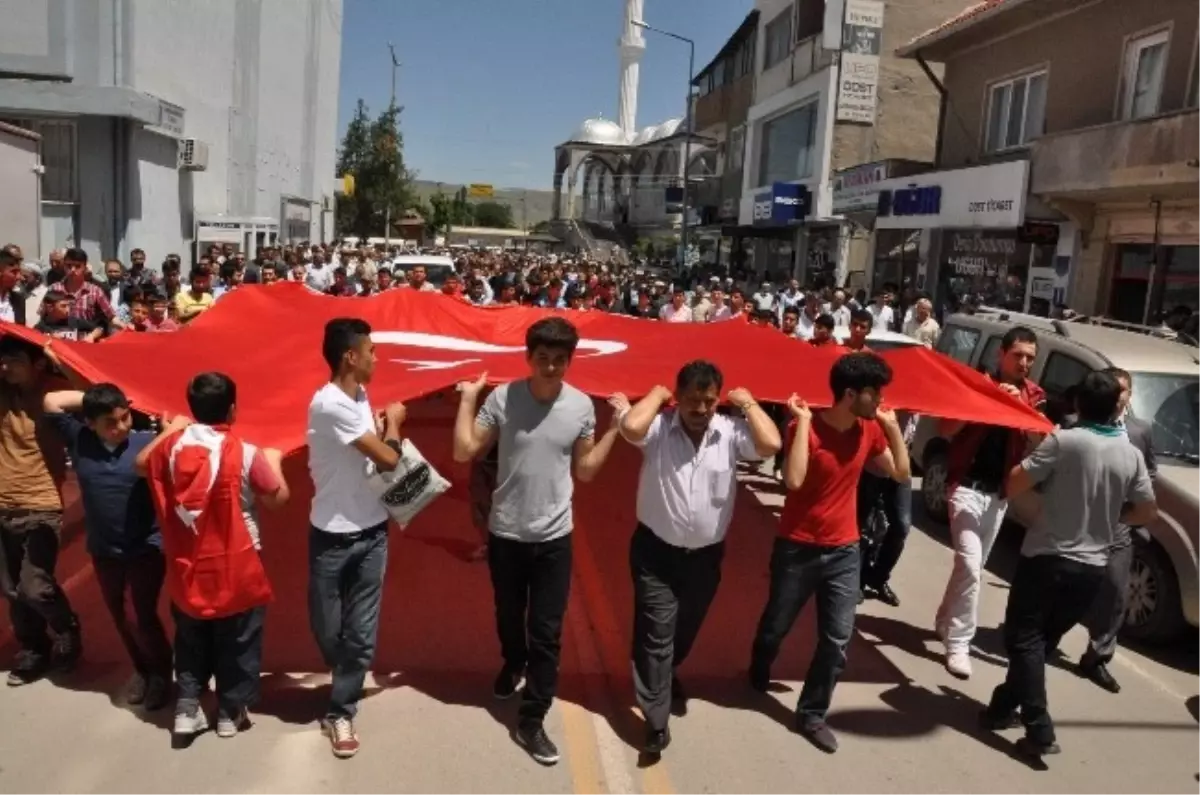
385,42,401,248
632,19,695,273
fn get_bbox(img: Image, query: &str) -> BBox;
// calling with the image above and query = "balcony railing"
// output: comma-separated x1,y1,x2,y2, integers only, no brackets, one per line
1030,109,1199,198
792,34,834,85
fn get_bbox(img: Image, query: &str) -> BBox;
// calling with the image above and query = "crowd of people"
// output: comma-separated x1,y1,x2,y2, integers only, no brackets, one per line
0,239,1157,769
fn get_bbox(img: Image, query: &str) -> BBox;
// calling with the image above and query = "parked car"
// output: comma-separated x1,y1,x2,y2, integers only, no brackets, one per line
832,328,923,352
389,254,455,287
910,309,1199,643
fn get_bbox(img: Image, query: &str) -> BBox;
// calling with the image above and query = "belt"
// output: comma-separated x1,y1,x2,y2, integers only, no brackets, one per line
957,478,1001,495
311,522,388,545
635,522,724,555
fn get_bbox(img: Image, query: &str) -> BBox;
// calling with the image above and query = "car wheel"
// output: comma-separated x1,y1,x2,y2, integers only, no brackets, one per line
1123,537,1185,644
921,451,949,524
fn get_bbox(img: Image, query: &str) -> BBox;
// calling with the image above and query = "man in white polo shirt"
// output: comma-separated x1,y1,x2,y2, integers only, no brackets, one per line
307,317,408,760
617,361,781,755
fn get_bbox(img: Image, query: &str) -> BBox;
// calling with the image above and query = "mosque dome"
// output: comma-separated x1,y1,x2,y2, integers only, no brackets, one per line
568,117,628,146
650,118,684,140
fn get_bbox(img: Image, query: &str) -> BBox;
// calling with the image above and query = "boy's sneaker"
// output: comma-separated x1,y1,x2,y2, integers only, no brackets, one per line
173,703,209,736
321,716,360,759
144,675,171,712
493,666,524,700
51,622,83,673
515,724,560,766
216,707,251,738
6,650,50,687
125,673,148,705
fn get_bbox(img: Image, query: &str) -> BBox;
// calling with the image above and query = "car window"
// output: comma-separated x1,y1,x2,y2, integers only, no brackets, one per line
978,335,1004,374
1041,352,1092,424
936,324,980,364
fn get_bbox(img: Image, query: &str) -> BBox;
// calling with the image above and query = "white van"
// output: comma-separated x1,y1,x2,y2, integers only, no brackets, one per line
388,254,456,287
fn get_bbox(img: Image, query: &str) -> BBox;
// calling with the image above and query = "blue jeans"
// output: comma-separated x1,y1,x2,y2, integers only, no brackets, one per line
308,524,389,720
750,538,859,725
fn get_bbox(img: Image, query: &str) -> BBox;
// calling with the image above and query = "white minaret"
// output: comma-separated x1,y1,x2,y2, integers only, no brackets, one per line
617,0,645,138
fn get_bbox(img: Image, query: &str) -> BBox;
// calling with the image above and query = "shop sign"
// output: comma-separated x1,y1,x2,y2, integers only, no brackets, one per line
752,182,811,227
874,160,1029,230
832,161,889,214
836,0,885,124
944,230,1018,277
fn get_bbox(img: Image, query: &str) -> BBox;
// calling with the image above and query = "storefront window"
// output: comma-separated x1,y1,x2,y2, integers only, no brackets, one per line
757,102,818,187
805,227,838,289
936,230,1030,317
1109,244,1199,327
872,229,921,297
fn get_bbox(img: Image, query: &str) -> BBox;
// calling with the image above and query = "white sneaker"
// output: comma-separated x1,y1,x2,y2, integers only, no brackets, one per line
945,650,972,679
216,707,250,738
173,704,209,736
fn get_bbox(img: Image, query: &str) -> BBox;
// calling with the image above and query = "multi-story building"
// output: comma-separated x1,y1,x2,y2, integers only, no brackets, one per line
890,0,1198,324
0,0,342,264
732,0,976,288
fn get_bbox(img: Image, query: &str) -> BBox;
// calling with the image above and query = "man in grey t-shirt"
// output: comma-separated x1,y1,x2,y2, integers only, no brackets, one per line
983,371,1156,760
452,317,625,766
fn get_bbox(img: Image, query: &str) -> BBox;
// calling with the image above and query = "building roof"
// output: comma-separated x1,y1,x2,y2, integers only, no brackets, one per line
692,9,759,86
897,0,1039,59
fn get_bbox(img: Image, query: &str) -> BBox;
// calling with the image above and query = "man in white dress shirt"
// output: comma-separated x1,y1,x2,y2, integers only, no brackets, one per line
617,361,781,755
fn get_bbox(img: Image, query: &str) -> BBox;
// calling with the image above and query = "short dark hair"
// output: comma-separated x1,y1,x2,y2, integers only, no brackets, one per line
815,313,835,330
187,372,237,424
730,288,745,299
43,289,68,304
1101,366,1131,386
1076,370,1122,424
1001,326,1038,350
189,266,210,282
220,261,239,281
162,259,180,275
0,249,18,268
81,383,130,421
64,247,88,263
0,336,43,362
322,317,372,374
782,305,800,318
676,360,723,394
525,316,579,357
130,248,145,257
849,308,873,326
830,352,893,403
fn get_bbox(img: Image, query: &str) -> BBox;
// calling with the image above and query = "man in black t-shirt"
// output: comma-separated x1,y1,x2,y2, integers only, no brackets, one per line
35,290,102,342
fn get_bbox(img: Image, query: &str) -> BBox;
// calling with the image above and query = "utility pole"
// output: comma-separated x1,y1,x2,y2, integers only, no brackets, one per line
384,42,400,249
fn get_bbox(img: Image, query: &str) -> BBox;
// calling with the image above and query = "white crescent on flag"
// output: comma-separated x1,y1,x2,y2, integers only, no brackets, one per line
371,331,628,372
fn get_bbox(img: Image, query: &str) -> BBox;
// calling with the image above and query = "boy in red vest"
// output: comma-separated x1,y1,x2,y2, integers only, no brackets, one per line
135,372,289,745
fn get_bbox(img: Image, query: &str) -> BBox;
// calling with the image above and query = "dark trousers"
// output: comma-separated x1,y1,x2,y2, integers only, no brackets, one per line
1081,534,1133,666
488,532,573,730
750,538,859,725
857,473,912,588
0,511,78,656
630,524,724,732
93,552,172,678
173,604,266,716
308,524,389,720
987,554,1105,745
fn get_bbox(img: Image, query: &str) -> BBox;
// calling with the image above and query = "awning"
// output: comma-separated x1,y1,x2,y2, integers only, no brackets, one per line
0,80,177,130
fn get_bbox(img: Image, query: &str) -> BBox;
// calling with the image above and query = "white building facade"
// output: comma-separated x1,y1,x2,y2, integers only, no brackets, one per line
0,0,342,264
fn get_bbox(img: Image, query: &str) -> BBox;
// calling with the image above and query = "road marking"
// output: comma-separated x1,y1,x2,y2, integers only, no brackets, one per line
560,613,607,794
1112,649,1193,703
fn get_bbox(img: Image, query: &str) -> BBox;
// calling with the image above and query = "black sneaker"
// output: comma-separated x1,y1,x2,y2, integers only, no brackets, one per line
670,675,688,717
125,673,149,705
1015,736,1061,758
748,663,770,693
515,725,560,766
874,583,900,607
797,720,839,753
144,675,171,711
643,727,671,754
979,708,1021,731
493,666,523,700
6,649,50,687
52,622,83,672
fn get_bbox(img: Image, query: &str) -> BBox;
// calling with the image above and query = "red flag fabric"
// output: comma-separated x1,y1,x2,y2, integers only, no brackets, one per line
1,283,1049,452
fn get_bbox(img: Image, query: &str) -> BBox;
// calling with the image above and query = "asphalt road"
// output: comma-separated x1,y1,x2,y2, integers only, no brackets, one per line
0,458,1196,794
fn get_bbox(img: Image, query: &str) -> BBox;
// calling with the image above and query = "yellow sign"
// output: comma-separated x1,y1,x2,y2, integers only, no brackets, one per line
341,174,355,196
467,183,494,199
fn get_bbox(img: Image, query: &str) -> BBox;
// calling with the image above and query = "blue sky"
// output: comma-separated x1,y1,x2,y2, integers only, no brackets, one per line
337,0,753,190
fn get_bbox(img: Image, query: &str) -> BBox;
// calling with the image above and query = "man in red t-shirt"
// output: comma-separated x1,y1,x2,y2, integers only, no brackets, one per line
749,353,910,754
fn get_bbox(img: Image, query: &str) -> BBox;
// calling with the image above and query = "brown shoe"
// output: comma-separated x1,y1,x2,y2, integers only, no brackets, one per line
321,716,360,759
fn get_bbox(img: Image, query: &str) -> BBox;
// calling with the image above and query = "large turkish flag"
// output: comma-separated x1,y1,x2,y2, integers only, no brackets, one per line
1,283,1049,451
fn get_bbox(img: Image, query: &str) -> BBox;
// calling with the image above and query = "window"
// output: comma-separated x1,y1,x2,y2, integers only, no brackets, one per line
757,102,817,186
1121,29,1170,119
984,71,1047,152
1041,352,1092,424
795,0,823,42
936,325,980,365
739,37,755,77
978,335,1004,375
697,71,711,97
1,117,78,202
728,125,745,173
764,8,793,70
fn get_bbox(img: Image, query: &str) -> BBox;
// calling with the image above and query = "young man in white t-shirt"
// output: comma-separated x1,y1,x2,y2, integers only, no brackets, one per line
307,317,407,759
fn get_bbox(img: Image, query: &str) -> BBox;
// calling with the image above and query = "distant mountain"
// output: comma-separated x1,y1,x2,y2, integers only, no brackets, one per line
409,180,557,228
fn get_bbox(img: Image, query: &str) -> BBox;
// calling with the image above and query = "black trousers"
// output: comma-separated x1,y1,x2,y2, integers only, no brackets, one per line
1081,533,1133,666
630,524,725,732
173,605,266,717
93,552,172,679
857,473,913,588
986,554,1105,745
0,511,78,656
488,533,573,730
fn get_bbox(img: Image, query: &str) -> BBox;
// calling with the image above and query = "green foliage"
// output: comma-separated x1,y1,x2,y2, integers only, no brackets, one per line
472,201,515,229
335,99,415,237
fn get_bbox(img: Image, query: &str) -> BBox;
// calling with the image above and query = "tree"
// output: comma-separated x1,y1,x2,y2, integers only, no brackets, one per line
472,201,515,229
335,99,415,238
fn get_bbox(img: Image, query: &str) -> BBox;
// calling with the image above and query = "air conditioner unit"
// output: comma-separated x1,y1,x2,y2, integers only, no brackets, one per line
177,138,209,171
